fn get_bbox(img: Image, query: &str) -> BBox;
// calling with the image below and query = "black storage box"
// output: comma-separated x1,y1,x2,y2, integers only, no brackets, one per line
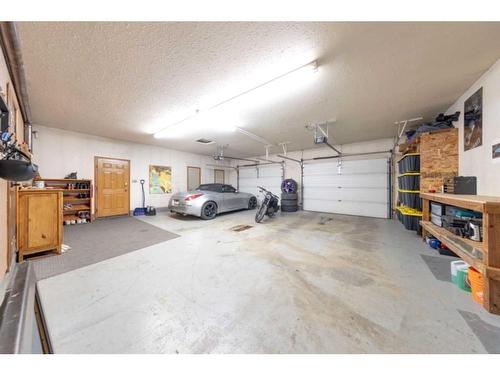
453,176,477,195
398,190,422,210
398,153,420,174
398,173,420,190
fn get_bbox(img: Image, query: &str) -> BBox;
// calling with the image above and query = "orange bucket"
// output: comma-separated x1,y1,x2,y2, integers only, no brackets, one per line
468,267,484,305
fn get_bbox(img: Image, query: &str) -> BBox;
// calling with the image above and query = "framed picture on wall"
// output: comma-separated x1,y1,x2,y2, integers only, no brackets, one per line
149,165,172,194
493,141,500,160
464,87,483,151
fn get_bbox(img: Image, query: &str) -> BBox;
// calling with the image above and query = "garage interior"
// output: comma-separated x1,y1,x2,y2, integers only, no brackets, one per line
1,21,500,354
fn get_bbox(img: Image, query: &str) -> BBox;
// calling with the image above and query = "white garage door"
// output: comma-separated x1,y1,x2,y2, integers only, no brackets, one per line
238,164,283,202
303,157,389,218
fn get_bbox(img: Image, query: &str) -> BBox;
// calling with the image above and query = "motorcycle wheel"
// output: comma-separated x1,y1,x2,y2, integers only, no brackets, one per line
255,203,267,223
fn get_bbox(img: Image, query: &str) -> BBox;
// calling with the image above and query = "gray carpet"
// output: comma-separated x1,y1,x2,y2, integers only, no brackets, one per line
31,216,179,280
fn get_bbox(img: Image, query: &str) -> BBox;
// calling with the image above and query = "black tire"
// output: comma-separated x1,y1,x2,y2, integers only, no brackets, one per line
200,201,217,220
281,199,298,207
281,192,298,200
255,203,267,223
281,179,298,194
248,196,257,209
281,205,298,212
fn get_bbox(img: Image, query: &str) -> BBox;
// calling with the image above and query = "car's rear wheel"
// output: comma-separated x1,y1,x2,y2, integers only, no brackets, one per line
248,196,257,209
201,201,217,220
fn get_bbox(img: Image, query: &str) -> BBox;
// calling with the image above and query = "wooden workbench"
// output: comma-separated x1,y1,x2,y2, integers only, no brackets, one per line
420,192,500,314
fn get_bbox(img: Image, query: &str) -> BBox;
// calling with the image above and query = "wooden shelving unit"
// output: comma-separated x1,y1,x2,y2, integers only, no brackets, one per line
35,178,93,223
420,192,500,314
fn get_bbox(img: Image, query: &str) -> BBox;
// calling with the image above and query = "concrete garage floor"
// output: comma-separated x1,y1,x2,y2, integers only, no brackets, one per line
36,210,500,353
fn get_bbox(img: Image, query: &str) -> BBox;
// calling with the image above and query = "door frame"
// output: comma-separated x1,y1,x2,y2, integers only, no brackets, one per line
214,168,225,184
187,166,201,191
94,156,131,218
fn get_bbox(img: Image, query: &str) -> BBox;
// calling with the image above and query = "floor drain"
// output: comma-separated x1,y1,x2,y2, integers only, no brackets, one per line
230,224,253,232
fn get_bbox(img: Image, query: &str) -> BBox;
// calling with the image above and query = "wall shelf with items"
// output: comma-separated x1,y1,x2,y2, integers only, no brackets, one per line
34,178,93,224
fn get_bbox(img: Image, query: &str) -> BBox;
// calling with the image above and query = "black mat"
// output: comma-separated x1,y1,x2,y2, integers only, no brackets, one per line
31,216,179,280
458,310,500,353
420,254,453,282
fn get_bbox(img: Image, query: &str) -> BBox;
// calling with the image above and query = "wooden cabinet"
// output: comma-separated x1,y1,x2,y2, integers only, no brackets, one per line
35,178,93,223
17,189,63,262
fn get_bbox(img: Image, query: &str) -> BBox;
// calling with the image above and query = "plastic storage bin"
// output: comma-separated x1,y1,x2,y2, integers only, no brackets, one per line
398,173,420,190
451,260,468,284
457,267,471,292
431,213,442,227
431,202,445,216
398,190,422,210
396,206,422,231
398,153,420,174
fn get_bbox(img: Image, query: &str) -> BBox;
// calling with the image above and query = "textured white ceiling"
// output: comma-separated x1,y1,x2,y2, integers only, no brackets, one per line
16,22,500,157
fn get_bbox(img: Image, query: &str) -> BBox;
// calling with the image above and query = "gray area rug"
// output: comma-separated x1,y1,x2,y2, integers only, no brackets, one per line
31,216,179,280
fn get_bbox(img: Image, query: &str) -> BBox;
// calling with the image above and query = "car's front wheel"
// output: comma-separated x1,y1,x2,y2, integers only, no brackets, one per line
248,196,257,209
200,201,217,220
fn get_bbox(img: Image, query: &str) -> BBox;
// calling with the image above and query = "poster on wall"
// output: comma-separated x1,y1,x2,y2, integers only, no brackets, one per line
492,139,500,163
464,87,483,151
149,165,172,194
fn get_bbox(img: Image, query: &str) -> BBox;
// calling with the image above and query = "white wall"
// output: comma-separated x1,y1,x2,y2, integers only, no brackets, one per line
32,125,234,211
447,58,500,196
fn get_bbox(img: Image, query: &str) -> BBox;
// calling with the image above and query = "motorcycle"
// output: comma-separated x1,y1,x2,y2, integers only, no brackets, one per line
255,186,280,223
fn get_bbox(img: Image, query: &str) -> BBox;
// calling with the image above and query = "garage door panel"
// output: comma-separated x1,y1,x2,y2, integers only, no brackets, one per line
258,168,282,178
304,159,387,175
303,199,388,218
303,187,387,202
303,174,387,188
303,157,389,218
238,165,283,202
238,169,257,179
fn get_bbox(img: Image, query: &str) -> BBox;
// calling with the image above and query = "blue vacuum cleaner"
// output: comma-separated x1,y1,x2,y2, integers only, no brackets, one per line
133,179,147,216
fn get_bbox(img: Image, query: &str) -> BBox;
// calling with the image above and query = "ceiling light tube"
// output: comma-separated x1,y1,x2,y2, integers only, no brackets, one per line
153,60,319,139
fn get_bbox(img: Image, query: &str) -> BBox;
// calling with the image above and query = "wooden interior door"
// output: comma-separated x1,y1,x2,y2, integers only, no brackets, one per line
187,166,201,191
95,157,130,217
214,169,225,184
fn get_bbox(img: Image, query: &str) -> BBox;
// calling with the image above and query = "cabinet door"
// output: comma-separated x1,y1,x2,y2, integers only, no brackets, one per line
27,193,59,249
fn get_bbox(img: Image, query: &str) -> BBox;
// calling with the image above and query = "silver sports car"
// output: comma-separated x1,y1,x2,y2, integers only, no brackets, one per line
168,183,257,220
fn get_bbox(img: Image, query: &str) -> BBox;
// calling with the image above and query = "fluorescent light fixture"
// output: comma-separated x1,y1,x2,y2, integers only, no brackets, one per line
154,108,237,139
153,60,319,139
